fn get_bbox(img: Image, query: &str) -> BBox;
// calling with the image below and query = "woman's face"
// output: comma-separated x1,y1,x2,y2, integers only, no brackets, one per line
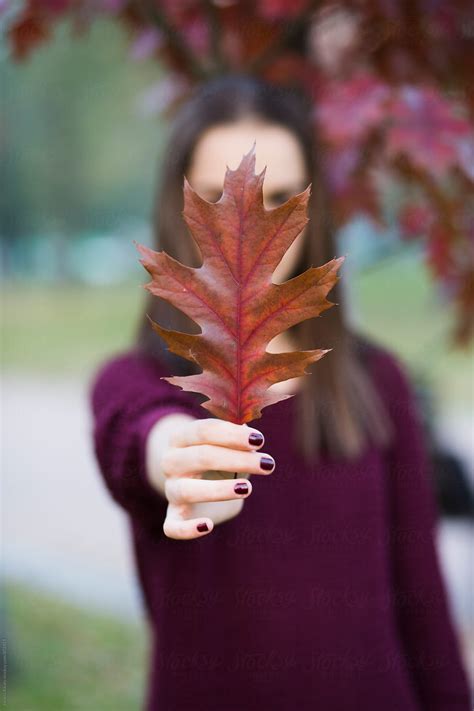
186,119,308,284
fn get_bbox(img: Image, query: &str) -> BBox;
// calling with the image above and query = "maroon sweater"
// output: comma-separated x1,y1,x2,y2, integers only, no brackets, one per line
88,340,471,711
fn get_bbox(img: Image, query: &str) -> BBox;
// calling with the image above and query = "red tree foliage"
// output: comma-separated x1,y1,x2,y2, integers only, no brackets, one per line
6,0,474,345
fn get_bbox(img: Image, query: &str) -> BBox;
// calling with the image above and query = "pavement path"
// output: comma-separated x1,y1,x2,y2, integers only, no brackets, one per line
2,370,143,619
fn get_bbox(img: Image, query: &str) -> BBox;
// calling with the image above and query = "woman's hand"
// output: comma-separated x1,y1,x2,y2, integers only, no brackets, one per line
145,414,276,540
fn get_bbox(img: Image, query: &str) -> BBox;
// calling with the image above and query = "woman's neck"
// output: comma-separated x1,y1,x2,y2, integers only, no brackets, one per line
266,332,304,396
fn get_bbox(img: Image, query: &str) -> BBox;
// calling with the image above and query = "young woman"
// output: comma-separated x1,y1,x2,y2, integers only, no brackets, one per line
89,76,471,710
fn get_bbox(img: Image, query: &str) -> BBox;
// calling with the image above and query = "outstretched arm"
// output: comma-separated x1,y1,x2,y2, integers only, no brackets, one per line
88,348,206,535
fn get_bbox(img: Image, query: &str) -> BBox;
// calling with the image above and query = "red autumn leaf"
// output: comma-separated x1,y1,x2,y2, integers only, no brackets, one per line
257,0,312,21
314,72,390,145
8,12,52,60
399,203,435,240
135,146,344,424
386,85,472,177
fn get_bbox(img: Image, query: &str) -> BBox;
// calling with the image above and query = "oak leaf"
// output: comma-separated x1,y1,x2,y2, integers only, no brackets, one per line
135,146,344,424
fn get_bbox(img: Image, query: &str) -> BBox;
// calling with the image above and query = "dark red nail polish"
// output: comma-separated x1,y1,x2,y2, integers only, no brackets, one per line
197,522,209,532
234,482,249,495
248,432,264,447
260,455,275,471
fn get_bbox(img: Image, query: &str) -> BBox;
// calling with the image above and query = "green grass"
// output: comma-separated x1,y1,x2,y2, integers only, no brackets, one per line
1,257,472,410
1,281,145,376
4,582,147,711
353,255,473,411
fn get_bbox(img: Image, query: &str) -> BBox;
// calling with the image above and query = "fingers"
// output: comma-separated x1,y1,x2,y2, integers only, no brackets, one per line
162,443,275,478
165,475,252,506
163,502,214,540
169,417,265,452
161,418,274,541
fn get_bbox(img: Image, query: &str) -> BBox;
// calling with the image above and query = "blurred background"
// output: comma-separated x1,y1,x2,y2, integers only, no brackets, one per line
2,3,473,708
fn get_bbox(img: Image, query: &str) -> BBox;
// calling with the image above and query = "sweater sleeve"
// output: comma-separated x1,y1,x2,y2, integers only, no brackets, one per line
377,350,471,710
87,348,208,536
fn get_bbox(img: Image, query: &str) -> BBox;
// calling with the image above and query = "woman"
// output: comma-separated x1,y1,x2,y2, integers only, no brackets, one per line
89,76,470,710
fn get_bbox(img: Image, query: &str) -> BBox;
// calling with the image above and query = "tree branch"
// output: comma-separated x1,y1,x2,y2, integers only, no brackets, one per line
204,0,227,74
136,0,209,80
246,0,321,74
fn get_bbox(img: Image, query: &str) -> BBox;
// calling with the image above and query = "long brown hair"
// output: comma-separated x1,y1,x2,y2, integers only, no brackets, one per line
134,74,394,463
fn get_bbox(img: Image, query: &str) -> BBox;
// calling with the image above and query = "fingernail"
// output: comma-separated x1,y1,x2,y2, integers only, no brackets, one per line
234,482,249,495
260,455,275,472
248,432,264,447
197,522,209,532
